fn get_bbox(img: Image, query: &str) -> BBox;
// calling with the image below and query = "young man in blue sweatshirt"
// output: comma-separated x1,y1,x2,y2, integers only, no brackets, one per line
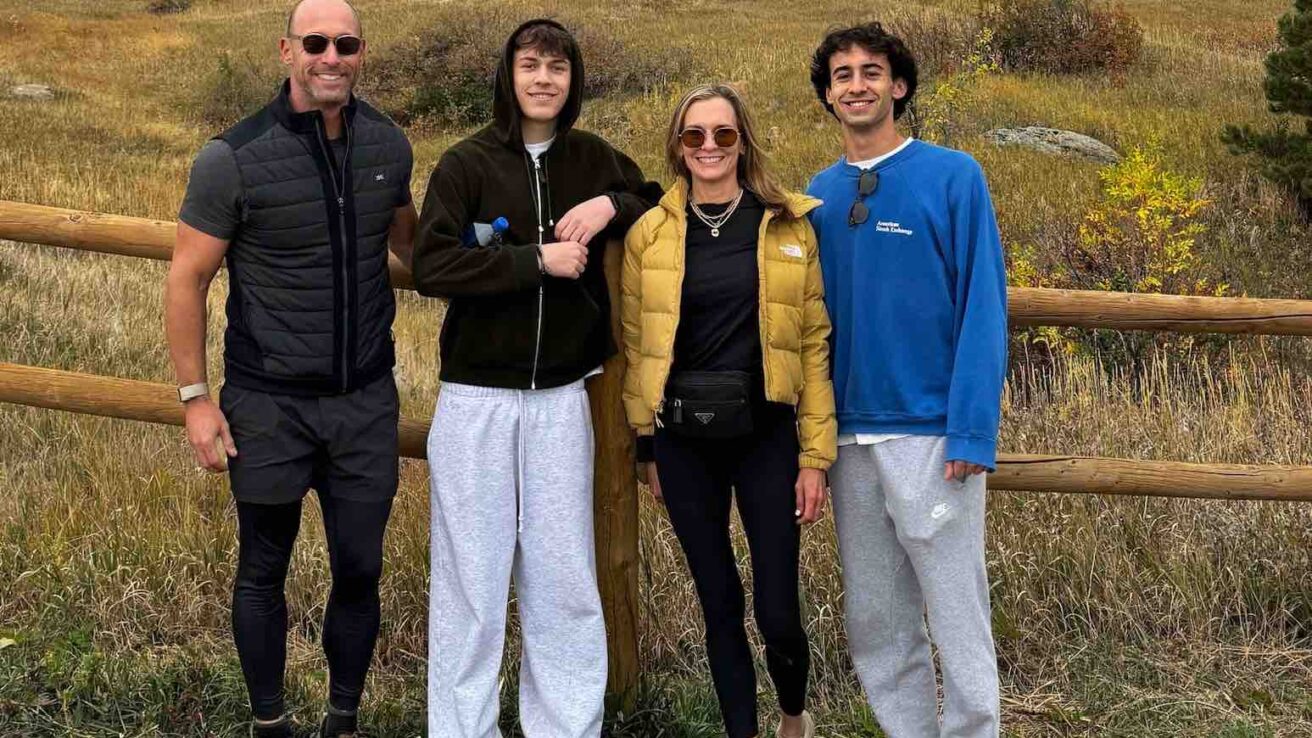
806,23,1008,738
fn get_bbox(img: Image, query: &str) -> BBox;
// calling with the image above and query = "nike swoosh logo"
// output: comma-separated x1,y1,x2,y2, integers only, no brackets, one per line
931,503,950,519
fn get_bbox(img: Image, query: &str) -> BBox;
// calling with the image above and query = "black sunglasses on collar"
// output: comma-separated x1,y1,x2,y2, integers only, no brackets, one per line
849,169,879,228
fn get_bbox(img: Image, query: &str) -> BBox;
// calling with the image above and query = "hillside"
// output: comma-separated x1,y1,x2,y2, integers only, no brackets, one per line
2,0,1311,735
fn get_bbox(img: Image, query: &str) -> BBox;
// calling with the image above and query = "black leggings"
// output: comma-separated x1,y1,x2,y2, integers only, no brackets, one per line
233,495,393,720
654,404,810,738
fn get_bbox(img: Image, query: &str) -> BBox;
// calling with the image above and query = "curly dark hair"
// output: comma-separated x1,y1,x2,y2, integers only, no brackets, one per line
809,22,918,121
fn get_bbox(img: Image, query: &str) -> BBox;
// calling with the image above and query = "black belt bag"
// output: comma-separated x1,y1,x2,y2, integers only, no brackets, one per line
661,370,754,439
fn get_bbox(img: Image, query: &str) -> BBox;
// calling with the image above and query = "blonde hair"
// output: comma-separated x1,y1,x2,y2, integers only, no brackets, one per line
665,84,796,219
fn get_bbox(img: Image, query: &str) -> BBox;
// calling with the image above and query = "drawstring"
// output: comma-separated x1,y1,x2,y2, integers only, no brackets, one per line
543,155,554,228
516,389,527,534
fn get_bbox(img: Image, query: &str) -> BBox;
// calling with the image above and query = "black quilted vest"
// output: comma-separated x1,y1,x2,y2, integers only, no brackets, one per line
218,81,412,396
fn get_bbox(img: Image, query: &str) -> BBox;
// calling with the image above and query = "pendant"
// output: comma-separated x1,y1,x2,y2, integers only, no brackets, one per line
711,227,720,237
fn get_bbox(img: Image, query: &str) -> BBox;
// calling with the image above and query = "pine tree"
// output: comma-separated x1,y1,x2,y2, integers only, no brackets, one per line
1222,0,1312,217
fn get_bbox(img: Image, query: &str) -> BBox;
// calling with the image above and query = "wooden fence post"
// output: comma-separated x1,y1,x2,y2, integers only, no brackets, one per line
585,240,640,713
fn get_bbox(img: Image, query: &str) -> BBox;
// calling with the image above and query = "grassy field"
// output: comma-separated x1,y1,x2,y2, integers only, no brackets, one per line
3,0,1312,735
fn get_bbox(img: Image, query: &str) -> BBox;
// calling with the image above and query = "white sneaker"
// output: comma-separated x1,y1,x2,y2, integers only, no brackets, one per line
776,710,816,738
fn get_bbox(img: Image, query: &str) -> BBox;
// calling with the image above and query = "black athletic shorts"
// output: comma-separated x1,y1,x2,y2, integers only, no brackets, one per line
219,373,400,504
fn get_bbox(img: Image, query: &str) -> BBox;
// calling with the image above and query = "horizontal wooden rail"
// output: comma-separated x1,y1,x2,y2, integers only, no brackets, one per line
1008,288,1312,336
5,360,1312,502
991,454,1312,502
0,361,429,459
0,199,414,290
0,200,175,260
4,199,1312,335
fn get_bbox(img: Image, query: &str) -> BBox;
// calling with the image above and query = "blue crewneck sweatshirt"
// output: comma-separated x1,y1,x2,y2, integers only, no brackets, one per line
807,139,1007,469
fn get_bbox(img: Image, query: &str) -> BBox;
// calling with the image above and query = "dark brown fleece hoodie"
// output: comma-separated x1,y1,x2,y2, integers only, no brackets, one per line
411,18,663,390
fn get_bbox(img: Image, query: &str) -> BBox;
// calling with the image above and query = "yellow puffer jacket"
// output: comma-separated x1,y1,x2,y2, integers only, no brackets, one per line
621,180,837,470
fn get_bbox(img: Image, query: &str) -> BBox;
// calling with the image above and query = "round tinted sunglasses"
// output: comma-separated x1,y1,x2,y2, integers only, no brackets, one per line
289,33,363,56
679,127,740,149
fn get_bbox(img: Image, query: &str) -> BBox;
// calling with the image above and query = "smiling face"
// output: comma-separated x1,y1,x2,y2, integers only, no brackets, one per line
513,46,571,125
279,0,364,110
825,44,907,133
679,96,742,193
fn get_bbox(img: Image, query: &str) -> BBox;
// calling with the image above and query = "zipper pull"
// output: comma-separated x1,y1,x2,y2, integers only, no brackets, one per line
672,399,683,424
338,197,344,207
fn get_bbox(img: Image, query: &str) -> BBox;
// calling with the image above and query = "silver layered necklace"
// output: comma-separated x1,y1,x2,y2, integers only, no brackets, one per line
689,188,744,238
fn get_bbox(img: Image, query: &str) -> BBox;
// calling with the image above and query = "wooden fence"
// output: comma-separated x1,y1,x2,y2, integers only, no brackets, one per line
4,198,1312,707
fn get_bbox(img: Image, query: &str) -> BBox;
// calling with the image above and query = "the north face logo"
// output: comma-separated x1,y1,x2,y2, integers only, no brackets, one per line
694,412,715,425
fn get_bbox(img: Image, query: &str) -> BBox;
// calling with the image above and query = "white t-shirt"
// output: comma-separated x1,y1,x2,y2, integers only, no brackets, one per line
838,432,911,447
525,136,555,162
839,139,916,447
849,136,915,170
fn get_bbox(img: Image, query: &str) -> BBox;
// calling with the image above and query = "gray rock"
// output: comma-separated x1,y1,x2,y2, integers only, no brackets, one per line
984,126,1121,164
8,84,55,100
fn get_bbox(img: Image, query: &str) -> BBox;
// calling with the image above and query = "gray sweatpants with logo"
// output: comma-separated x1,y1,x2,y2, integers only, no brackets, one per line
831,435,1000,738
426,380,607,738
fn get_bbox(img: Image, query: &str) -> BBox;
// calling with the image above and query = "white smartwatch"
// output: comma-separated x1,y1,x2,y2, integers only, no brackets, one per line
178,382,210,403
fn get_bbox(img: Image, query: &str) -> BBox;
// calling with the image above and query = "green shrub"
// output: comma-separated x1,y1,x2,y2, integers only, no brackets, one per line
1009,144,1225,361
1072,144,1219,296
979,0,1144,76
195,52,279,129
1009,143,1222,296
365,10,696,127
1222,0,1312,219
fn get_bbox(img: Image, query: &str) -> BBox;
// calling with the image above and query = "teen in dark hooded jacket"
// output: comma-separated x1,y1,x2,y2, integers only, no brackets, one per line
412,19,661,738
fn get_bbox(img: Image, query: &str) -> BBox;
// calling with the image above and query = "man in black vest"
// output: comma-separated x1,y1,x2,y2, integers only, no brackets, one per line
164,1,414,735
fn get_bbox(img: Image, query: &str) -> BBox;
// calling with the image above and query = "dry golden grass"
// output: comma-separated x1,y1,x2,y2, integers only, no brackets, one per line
2,0,1311,735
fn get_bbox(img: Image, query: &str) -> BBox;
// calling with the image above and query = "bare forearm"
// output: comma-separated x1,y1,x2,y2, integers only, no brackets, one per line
388,202,418,269
165,269,211,386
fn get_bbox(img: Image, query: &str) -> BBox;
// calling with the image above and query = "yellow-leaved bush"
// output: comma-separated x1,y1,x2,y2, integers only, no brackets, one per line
1008,144,1227,359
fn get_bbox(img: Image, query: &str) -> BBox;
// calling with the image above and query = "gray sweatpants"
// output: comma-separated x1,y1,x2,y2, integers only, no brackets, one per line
426,380,607,738
831,435,1000,738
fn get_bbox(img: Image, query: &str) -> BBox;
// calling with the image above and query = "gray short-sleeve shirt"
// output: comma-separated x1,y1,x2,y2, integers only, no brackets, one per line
179,139,243,240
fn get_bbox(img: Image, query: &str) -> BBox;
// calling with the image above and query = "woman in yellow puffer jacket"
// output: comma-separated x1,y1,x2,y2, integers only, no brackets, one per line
620,84,836,738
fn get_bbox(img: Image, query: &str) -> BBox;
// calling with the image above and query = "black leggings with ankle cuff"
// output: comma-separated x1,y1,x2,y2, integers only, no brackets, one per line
233,495,392,720
654,402,811,738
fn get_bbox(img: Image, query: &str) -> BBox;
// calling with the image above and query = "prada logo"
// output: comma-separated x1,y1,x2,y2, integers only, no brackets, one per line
694,412,716,425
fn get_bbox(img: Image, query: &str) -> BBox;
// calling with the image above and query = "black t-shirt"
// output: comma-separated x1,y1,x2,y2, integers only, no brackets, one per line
670,190,765,379
327,135,348,173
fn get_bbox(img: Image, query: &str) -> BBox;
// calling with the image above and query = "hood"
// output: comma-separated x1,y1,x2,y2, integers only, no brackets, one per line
491,18,585,151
